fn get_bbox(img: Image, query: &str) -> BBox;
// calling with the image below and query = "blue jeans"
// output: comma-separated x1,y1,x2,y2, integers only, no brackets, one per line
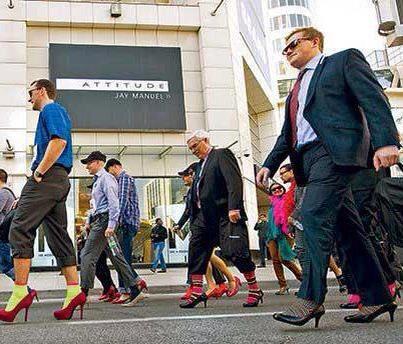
117,225,139,292
152,242,166,270
0,241,15,280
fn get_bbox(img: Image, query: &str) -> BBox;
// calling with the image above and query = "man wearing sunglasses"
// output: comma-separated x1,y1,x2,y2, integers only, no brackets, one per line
0,79,83,322
256,27,400,327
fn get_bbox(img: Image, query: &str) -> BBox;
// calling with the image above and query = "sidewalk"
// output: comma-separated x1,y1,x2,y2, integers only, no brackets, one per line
0,263,338,297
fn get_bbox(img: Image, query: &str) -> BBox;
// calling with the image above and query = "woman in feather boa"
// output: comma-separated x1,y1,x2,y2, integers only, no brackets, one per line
266,183,302,295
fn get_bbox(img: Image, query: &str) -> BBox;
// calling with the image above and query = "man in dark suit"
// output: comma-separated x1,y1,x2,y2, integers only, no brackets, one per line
181,130,263,308
256,27,400,326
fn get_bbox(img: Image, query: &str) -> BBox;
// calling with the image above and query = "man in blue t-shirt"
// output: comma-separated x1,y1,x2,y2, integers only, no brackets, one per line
0,79,85,323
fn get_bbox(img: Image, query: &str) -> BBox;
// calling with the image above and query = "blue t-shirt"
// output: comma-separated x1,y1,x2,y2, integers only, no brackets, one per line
32,102,73,172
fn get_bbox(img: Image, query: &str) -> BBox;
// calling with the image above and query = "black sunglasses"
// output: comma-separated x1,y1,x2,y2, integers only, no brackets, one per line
270,186,283,193
28,87,40,98
282,37,310,56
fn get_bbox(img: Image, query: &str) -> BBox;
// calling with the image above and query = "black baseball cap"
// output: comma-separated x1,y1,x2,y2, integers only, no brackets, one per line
178,162,198,176
80,151,106,164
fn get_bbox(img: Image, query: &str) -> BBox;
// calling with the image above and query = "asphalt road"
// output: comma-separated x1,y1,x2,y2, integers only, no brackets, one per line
0,287,402,344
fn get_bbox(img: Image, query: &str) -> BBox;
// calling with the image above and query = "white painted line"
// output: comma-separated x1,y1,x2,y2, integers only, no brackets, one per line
67,306,403,326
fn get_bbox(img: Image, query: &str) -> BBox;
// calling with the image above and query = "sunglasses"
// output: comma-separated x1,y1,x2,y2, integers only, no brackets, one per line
270,187,283,193
28,87,40,98
282,37,310,56
279,169,291,176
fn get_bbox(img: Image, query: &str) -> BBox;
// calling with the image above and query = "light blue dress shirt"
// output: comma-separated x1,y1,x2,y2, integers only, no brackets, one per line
296,52,325,147
91,168,120,229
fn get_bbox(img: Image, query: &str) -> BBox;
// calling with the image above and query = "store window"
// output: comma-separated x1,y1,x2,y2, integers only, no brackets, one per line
269,0,310,9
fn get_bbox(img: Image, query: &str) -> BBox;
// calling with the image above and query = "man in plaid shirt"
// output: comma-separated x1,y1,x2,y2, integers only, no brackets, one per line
105,158,146,303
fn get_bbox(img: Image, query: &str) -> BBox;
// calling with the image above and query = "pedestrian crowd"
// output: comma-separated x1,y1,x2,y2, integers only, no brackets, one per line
0,26,402,330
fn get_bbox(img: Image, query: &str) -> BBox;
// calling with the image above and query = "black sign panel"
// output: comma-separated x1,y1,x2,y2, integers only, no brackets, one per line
49,44,186,131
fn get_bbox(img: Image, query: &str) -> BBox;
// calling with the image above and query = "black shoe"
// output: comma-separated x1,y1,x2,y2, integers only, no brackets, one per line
243,290,264,307
273,305,325,328
179,293,208,309
159,269,167,273
339,302,358,309
257,265,266,268
150,268,156,273
344,303,397,323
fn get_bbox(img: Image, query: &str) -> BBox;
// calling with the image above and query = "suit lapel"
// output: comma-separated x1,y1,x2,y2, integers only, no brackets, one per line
198,149,215,185
304,56,327,109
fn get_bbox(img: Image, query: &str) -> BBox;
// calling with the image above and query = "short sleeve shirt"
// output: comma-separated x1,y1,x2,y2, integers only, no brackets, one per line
32,102,73,172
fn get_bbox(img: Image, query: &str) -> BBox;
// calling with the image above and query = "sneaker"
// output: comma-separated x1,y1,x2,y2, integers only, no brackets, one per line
159,269,167,273
112,293,131,304
122,291,146,307
150,268,156,273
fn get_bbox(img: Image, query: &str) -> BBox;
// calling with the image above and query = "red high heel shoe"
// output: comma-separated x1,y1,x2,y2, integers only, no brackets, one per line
54,292,87,321
0,289,37,323
227,277,242,297
214,283,228,298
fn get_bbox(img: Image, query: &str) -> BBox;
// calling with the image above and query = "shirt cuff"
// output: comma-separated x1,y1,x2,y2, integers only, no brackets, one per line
108,220,117,229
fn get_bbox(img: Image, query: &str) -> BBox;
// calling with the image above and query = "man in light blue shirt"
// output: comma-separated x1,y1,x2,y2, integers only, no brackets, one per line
80,151,144,306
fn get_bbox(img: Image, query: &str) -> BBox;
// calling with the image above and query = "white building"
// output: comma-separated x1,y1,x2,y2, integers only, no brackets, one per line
267,0,314,96
0,0,282,267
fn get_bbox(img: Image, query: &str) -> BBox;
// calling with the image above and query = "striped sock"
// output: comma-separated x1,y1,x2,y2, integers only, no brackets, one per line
189,274,203,300
243,271,260,303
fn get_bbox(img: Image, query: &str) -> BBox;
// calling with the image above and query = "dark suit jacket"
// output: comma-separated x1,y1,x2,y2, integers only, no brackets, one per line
263,49,400,178
177,188,191,229
190,148,245,230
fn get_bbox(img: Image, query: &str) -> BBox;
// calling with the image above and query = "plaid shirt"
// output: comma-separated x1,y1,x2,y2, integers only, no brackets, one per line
117,170,140,232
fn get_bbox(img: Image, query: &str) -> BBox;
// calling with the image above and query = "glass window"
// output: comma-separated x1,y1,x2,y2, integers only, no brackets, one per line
297,14,303,26
289,0,295,5
281,14,287,29
280,0,287,6
397,0,403,24
270,0,279,8
290,13,297,27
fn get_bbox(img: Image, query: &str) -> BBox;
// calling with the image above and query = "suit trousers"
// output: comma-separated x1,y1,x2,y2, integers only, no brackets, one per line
188,210,255,275
80,213,136,290
296,143,392,306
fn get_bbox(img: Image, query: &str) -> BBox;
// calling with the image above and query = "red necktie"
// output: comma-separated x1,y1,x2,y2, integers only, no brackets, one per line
289,69,307,147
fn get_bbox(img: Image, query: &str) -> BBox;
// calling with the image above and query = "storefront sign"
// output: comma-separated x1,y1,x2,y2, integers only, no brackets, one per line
49,44,186,131
238,0,271,88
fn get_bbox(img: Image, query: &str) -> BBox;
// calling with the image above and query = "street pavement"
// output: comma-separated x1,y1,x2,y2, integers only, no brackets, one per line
0,281,402,344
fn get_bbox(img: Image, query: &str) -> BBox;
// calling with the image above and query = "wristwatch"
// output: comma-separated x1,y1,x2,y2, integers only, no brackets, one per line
34,170,44,179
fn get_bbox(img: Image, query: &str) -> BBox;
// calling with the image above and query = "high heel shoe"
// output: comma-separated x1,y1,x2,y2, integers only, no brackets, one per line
227,277,242,297
213,283,228,298
344,302,397,323
243,290,264,307
179,293,208,309
273,305,325,328
0,289,37,323
54,292,87,320
336,275,347,294
275,287,290,295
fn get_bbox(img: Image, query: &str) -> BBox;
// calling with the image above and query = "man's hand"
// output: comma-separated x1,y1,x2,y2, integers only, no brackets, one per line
11,199,19,210
105,228,115,238
229,209,241,223
33,170,43,183
256,167,270,189
373,145,399,171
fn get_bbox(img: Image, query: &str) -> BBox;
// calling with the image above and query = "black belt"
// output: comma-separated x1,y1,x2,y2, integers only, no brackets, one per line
53,163,71,174
90,212,108,223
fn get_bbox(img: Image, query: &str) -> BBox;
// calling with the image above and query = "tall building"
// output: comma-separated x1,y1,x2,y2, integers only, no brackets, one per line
267,0,314,97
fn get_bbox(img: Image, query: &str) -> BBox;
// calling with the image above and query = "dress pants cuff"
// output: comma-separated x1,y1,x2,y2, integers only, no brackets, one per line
56,256,77,268
12,248,34,259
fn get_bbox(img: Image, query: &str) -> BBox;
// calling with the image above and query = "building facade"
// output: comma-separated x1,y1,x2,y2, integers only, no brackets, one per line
0,0,281,267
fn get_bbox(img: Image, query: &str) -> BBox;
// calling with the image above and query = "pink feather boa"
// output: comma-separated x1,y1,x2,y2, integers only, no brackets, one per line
270,195,289,235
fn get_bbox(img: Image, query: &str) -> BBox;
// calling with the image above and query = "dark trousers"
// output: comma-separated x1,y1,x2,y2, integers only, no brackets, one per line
9,166,76,267
258,237,266,266
295,143,391,306
338,169,398,295
95,250,114,291
188,210,255,275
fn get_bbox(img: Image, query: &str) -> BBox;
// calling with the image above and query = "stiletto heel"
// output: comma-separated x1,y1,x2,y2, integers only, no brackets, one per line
314,313,323,328
389,309,395,322
0,290,36,323
243,290,264,307
54,292,86,320
227,277,242,297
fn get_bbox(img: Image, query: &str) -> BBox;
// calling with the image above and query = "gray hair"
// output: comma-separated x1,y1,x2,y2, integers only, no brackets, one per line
186,130,210,142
